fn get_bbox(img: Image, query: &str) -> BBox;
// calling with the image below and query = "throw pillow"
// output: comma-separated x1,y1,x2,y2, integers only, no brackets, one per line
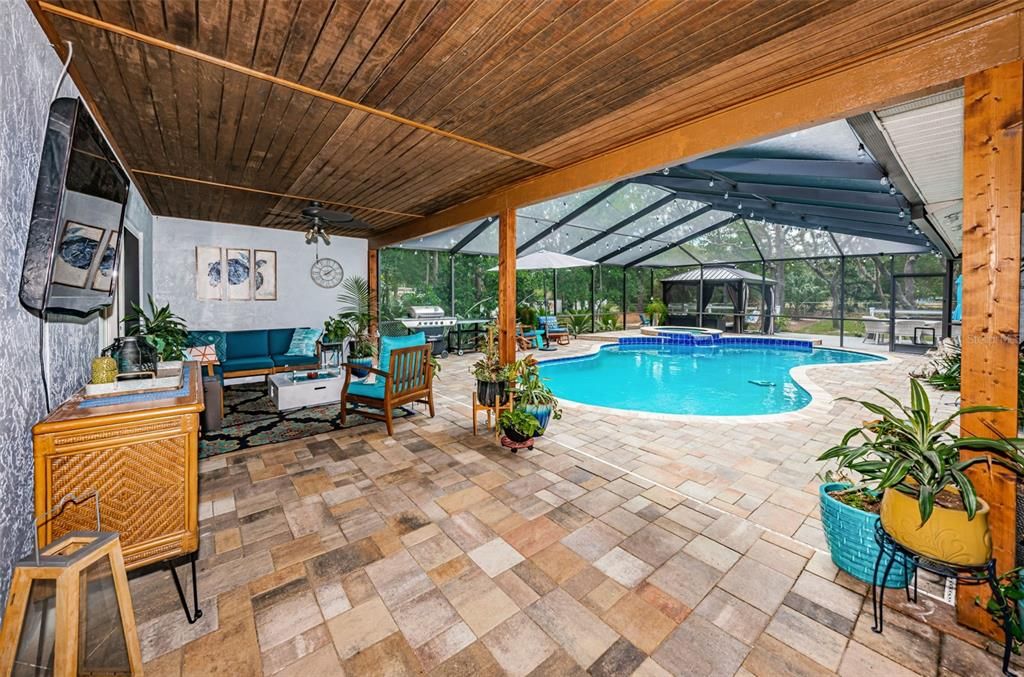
186,344,219,363
284,328,321,357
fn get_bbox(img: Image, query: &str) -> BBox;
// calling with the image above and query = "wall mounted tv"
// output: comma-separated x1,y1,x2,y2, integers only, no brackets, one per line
20,96,129,316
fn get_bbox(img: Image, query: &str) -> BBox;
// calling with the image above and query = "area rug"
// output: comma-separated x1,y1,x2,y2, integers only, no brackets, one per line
199,382,413,458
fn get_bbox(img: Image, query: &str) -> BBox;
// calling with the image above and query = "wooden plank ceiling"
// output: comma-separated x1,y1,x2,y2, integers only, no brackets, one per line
33,0,1015,239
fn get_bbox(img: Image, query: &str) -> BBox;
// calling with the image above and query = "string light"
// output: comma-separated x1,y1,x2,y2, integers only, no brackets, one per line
880,176,890,187
857,143,866,160
898,208,906,219
708,179,715,187
661,167,670,175
888,185,897,195
723,191,729,200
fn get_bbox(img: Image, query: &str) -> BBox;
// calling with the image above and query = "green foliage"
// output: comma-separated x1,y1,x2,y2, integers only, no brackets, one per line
561,312,591,336
470,328,514,382
786,319,865,336
517,304,538,328
125,295,188,361
323,315,351,343
818,379,1024,525
512,358,561,420
925,339,961,391
645,299,668,325
498,408,541,438
978,568,1024,655
337,276,374,358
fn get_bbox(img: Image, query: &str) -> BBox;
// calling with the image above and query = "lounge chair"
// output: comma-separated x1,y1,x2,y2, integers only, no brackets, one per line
340,332,434,436
538,316,570,345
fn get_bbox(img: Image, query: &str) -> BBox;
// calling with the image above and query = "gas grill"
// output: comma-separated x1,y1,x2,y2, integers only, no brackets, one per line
400,306,457,357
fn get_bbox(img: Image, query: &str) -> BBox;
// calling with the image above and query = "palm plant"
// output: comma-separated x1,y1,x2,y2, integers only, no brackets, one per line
818,379,1024,524
337,276,374,358
561,312,590,336
125,295,188,361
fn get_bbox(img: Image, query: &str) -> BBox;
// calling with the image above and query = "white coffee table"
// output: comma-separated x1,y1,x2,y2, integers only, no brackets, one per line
268,369,344,411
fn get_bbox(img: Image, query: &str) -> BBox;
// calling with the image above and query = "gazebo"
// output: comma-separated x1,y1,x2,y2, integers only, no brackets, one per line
660,267,776,333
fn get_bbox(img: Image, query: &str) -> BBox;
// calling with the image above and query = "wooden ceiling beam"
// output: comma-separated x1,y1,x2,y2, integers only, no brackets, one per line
132,170,421,220
36,1,553,169
371,11,1023,249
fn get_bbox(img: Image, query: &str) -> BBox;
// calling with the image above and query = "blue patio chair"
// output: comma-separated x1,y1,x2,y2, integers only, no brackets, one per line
538,316,571,344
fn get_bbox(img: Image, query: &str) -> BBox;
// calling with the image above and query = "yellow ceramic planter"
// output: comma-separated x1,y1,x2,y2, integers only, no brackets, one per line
879,488,992,565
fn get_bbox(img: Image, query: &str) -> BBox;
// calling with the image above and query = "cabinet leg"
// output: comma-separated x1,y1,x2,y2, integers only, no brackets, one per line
168,551,203,624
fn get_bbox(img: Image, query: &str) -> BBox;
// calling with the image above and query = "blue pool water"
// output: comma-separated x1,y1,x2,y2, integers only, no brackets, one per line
538,344,883,416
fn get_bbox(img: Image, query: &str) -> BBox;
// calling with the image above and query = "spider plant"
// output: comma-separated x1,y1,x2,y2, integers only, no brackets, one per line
818,378,1024,524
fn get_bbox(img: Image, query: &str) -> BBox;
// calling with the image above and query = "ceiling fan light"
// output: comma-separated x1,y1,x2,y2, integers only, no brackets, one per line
321,232,331,245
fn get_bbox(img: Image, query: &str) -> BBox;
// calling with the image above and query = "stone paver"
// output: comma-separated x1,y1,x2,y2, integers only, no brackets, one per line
133,340,999,676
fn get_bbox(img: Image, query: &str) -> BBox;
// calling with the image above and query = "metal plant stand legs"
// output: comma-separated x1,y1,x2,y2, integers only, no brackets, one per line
168,551,203,624
871,522,1015,676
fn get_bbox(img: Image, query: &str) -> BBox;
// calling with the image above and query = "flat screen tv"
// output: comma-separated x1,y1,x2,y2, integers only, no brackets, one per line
20,97,129,316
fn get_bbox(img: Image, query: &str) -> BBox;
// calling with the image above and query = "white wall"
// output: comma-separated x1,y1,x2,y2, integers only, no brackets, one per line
152,216,367,331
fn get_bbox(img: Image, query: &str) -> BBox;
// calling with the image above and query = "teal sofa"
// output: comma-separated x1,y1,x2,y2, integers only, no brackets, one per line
187,328,319,379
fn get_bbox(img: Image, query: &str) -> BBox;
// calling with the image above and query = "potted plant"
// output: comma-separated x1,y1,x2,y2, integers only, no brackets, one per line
337,276,375,377
511,357,562,434
498,408,541,443
124,295,188,361
979,567,1024,655
820,379,1024,566
323,315,351,345
471,329,513,406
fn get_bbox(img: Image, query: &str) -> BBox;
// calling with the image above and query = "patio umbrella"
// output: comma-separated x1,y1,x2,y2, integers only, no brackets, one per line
488,249,597,271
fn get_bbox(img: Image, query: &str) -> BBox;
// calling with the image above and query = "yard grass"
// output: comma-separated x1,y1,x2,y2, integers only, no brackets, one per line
783,318,866,336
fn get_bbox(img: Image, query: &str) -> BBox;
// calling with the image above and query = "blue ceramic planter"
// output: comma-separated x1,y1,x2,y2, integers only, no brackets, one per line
522,404,553,434
819,483,911,588
350,356,373,378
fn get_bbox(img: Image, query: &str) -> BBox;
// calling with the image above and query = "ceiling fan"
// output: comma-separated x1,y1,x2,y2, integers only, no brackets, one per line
264,201,358,245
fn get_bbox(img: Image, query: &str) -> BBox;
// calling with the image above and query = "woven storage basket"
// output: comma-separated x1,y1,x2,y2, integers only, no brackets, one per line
820,483,910,588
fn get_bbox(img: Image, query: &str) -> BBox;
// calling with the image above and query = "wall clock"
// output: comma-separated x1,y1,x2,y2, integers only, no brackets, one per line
310,257,344,288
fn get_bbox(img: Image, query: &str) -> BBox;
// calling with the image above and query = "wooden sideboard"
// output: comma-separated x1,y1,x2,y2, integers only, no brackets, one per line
32,362,204,570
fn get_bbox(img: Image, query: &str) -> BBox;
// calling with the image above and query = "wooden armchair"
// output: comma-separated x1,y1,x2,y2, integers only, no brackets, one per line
340,343,434,436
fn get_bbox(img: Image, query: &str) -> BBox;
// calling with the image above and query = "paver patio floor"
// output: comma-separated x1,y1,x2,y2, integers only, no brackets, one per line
135,337,1009,676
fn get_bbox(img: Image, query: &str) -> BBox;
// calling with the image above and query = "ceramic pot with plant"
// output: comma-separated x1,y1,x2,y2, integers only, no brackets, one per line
471,329,512,406
820,379,1024,566
124,295,188,361
337,276,375,377
499,409,541,443
511,357,562,434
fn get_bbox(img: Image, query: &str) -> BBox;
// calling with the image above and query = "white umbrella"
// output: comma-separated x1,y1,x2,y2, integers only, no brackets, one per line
488,249,597,271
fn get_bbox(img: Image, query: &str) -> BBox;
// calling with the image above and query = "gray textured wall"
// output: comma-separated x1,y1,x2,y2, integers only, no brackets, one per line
152,216,368,331
0,2,149,617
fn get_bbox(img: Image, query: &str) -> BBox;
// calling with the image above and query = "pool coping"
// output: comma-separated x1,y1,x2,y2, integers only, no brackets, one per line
535,339,900,424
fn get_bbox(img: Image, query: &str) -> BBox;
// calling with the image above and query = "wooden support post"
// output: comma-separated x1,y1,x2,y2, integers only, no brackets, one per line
957,61,1023,638
498,208,517,364
368,248,379,340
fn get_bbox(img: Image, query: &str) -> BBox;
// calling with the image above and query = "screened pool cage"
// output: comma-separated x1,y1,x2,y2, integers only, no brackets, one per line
381,125,958,352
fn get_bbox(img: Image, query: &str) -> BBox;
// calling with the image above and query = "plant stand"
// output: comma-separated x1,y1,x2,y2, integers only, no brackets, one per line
500,435,534,453
871,521,1016,675
472,391,514,441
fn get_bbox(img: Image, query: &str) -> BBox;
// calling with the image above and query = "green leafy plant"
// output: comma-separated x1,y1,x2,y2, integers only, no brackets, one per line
511,357,562,420
517,304,538,328
125,295,188,361
978,568,1024,655
561,312,590,336
471,328,514,383
598,308,620,331
645,298,668,325
924,339,961,391
337,276,375,358
498,408,541,439
323,315,351,344
818,379,1024,524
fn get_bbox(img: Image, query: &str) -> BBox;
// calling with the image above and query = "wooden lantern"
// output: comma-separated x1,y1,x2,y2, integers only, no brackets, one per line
0,531,143,676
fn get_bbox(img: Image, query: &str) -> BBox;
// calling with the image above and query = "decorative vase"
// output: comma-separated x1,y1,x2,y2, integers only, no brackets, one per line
476,380,508,407
879,487,992,566
522,404,553,434
91,356,119,384
819,483,909,588
504,427,532,443
350,356,373,378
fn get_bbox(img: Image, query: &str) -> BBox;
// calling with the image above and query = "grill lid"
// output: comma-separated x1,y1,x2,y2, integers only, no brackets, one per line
407,305,446,319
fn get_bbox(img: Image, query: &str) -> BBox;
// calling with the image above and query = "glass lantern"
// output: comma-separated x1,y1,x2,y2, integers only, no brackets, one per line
0,501,142,676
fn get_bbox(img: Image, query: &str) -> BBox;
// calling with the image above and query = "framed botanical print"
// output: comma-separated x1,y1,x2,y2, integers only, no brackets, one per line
196,246,223,300
225,248,251,301
253,249,277,301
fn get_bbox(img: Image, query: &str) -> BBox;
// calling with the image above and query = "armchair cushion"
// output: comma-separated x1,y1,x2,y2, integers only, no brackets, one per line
378,332,425,373
226,330,270,359
347,379,386,399
221,356,275,373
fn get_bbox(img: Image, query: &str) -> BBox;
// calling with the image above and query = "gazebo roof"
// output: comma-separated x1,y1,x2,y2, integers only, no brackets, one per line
661,267,775,284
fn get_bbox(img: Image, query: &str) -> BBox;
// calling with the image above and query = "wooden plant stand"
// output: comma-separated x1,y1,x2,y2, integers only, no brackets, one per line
472,391,514,440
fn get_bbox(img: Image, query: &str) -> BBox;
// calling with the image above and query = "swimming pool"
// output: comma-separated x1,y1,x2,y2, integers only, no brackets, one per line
538,343,884,416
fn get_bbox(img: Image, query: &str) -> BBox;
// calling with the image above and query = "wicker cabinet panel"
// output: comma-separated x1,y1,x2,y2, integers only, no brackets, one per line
33,369,203,571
